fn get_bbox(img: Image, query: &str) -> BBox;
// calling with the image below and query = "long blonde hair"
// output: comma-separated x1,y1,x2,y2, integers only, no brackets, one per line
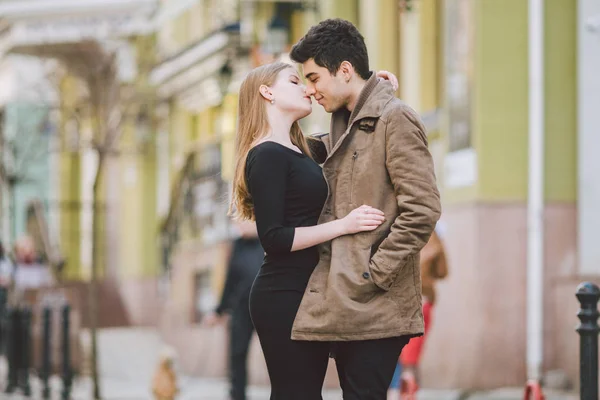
229,62,312,221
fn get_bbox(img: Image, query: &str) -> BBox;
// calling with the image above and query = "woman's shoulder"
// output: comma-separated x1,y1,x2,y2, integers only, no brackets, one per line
249,140,284,155
246,141,291,173
247,141,295,163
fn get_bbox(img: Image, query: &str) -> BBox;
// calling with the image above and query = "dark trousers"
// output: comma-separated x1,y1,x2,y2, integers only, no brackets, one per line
229,301,255,400
334,336,411,400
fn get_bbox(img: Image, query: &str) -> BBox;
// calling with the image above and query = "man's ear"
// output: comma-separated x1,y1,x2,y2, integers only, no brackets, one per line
259,84,273,101
339,61,354,82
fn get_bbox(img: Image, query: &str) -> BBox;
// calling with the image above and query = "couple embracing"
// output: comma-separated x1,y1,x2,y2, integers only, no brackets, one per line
229,18,441,400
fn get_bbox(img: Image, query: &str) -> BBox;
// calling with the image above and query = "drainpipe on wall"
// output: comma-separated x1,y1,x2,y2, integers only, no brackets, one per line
527,0,545,384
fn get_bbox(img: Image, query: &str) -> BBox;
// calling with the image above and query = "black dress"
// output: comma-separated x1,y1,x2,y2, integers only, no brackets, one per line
246,141,330,399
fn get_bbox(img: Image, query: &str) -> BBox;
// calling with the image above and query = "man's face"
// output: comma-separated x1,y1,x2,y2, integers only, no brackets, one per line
302,59,349,113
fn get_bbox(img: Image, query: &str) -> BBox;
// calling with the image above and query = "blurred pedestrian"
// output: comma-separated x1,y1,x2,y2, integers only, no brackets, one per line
12,235,53,290
289,18,441,399
388,226,449,398
0,239,14,289
151,346,179,400
0,239,13,354
203,220,264,400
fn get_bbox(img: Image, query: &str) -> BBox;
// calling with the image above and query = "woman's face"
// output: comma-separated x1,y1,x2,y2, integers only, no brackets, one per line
268,67,313,120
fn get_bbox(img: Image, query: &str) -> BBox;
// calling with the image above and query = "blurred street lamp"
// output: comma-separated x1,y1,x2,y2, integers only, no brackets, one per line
587,14,600,33
264,16,289,56
399,0,417,13
136,106,151,151
218,61,233,97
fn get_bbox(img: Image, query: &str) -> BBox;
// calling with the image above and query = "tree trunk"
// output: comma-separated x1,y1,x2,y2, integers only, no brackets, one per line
90,152,105,400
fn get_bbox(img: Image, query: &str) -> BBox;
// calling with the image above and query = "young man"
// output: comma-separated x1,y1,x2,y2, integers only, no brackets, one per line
289,19,441,399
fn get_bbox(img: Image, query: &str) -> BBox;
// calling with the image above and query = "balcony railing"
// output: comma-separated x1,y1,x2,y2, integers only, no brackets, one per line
159,141,230,275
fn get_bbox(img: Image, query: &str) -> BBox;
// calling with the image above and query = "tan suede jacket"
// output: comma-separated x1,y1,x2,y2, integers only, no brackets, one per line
292,74,441,341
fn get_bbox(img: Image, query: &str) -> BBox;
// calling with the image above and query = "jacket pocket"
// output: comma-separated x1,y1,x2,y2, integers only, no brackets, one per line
369,253,414,292
337,239,381,304
389,254,420,309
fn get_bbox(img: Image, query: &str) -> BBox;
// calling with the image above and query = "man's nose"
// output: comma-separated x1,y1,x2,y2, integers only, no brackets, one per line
305,85,315,96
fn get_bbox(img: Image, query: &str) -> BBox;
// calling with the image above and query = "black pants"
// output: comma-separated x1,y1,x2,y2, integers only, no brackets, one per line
250,289,330,400
334,336,411,400
229,301,255,400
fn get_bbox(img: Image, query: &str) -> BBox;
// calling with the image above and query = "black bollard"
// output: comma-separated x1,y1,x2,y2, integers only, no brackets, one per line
18,306,32,397
576,282,600,400
5,307,19,393
41,306,52,399
61,304,72,400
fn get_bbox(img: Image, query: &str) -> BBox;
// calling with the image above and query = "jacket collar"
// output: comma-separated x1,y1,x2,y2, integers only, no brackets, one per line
326,73,395,157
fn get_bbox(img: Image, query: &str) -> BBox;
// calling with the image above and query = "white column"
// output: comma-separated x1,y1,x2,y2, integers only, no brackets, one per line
578,0,600,275
526,0,544,382
400,8,421,110
359,0,380,70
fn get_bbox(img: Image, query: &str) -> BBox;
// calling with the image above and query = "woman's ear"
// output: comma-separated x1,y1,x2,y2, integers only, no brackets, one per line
259,84,273,102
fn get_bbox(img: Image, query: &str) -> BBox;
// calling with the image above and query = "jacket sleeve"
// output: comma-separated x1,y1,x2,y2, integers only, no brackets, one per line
306,134,328,164
369,106,442,291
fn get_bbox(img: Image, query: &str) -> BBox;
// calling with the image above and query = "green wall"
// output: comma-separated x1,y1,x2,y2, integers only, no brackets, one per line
444,0,576,204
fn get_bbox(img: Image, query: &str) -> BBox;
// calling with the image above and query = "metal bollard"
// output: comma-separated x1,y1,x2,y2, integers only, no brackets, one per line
5,307,19,393
576,282,600,400
61,304,72,400
18,306,32,397
41,306,52,399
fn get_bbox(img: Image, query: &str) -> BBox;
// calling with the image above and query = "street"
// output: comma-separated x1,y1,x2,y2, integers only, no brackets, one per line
0,373,578,400
0,328,578,400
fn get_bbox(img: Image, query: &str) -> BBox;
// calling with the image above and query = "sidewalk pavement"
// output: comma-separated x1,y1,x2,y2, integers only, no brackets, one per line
0,372,578,400
0,327,579,399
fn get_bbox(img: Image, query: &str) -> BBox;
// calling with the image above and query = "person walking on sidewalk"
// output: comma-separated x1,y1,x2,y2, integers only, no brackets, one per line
0,239,14,355
203,220,264,400
288,18,441,400
401,227,449,379
229,61,387,399
388,226,449,398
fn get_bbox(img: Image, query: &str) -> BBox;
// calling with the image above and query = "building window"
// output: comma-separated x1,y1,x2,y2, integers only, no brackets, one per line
444,0,474,152
442,0,477,189
189,142,229,244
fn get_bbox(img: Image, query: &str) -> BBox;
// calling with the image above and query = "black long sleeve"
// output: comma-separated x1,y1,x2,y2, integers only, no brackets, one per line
215,254,239,315
215,237,264,315
246,144,296,255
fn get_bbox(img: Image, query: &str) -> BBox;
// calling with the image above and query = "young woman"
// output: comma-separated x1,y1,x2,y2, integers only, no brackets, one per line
229,61,386,399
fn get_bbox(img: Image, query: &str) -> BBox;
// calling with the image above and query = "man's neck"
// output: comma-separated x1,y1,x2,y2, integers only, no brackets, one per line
346,78,368,112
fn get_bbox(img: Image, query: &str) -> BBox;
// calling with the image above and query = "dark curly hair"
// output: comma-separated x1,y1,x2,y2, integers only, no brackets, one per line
290,18,370,80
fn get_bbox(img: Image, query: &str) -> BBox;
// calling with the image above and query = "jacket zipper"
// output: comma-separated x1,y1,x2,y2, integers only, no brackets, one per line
350,151,358,205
